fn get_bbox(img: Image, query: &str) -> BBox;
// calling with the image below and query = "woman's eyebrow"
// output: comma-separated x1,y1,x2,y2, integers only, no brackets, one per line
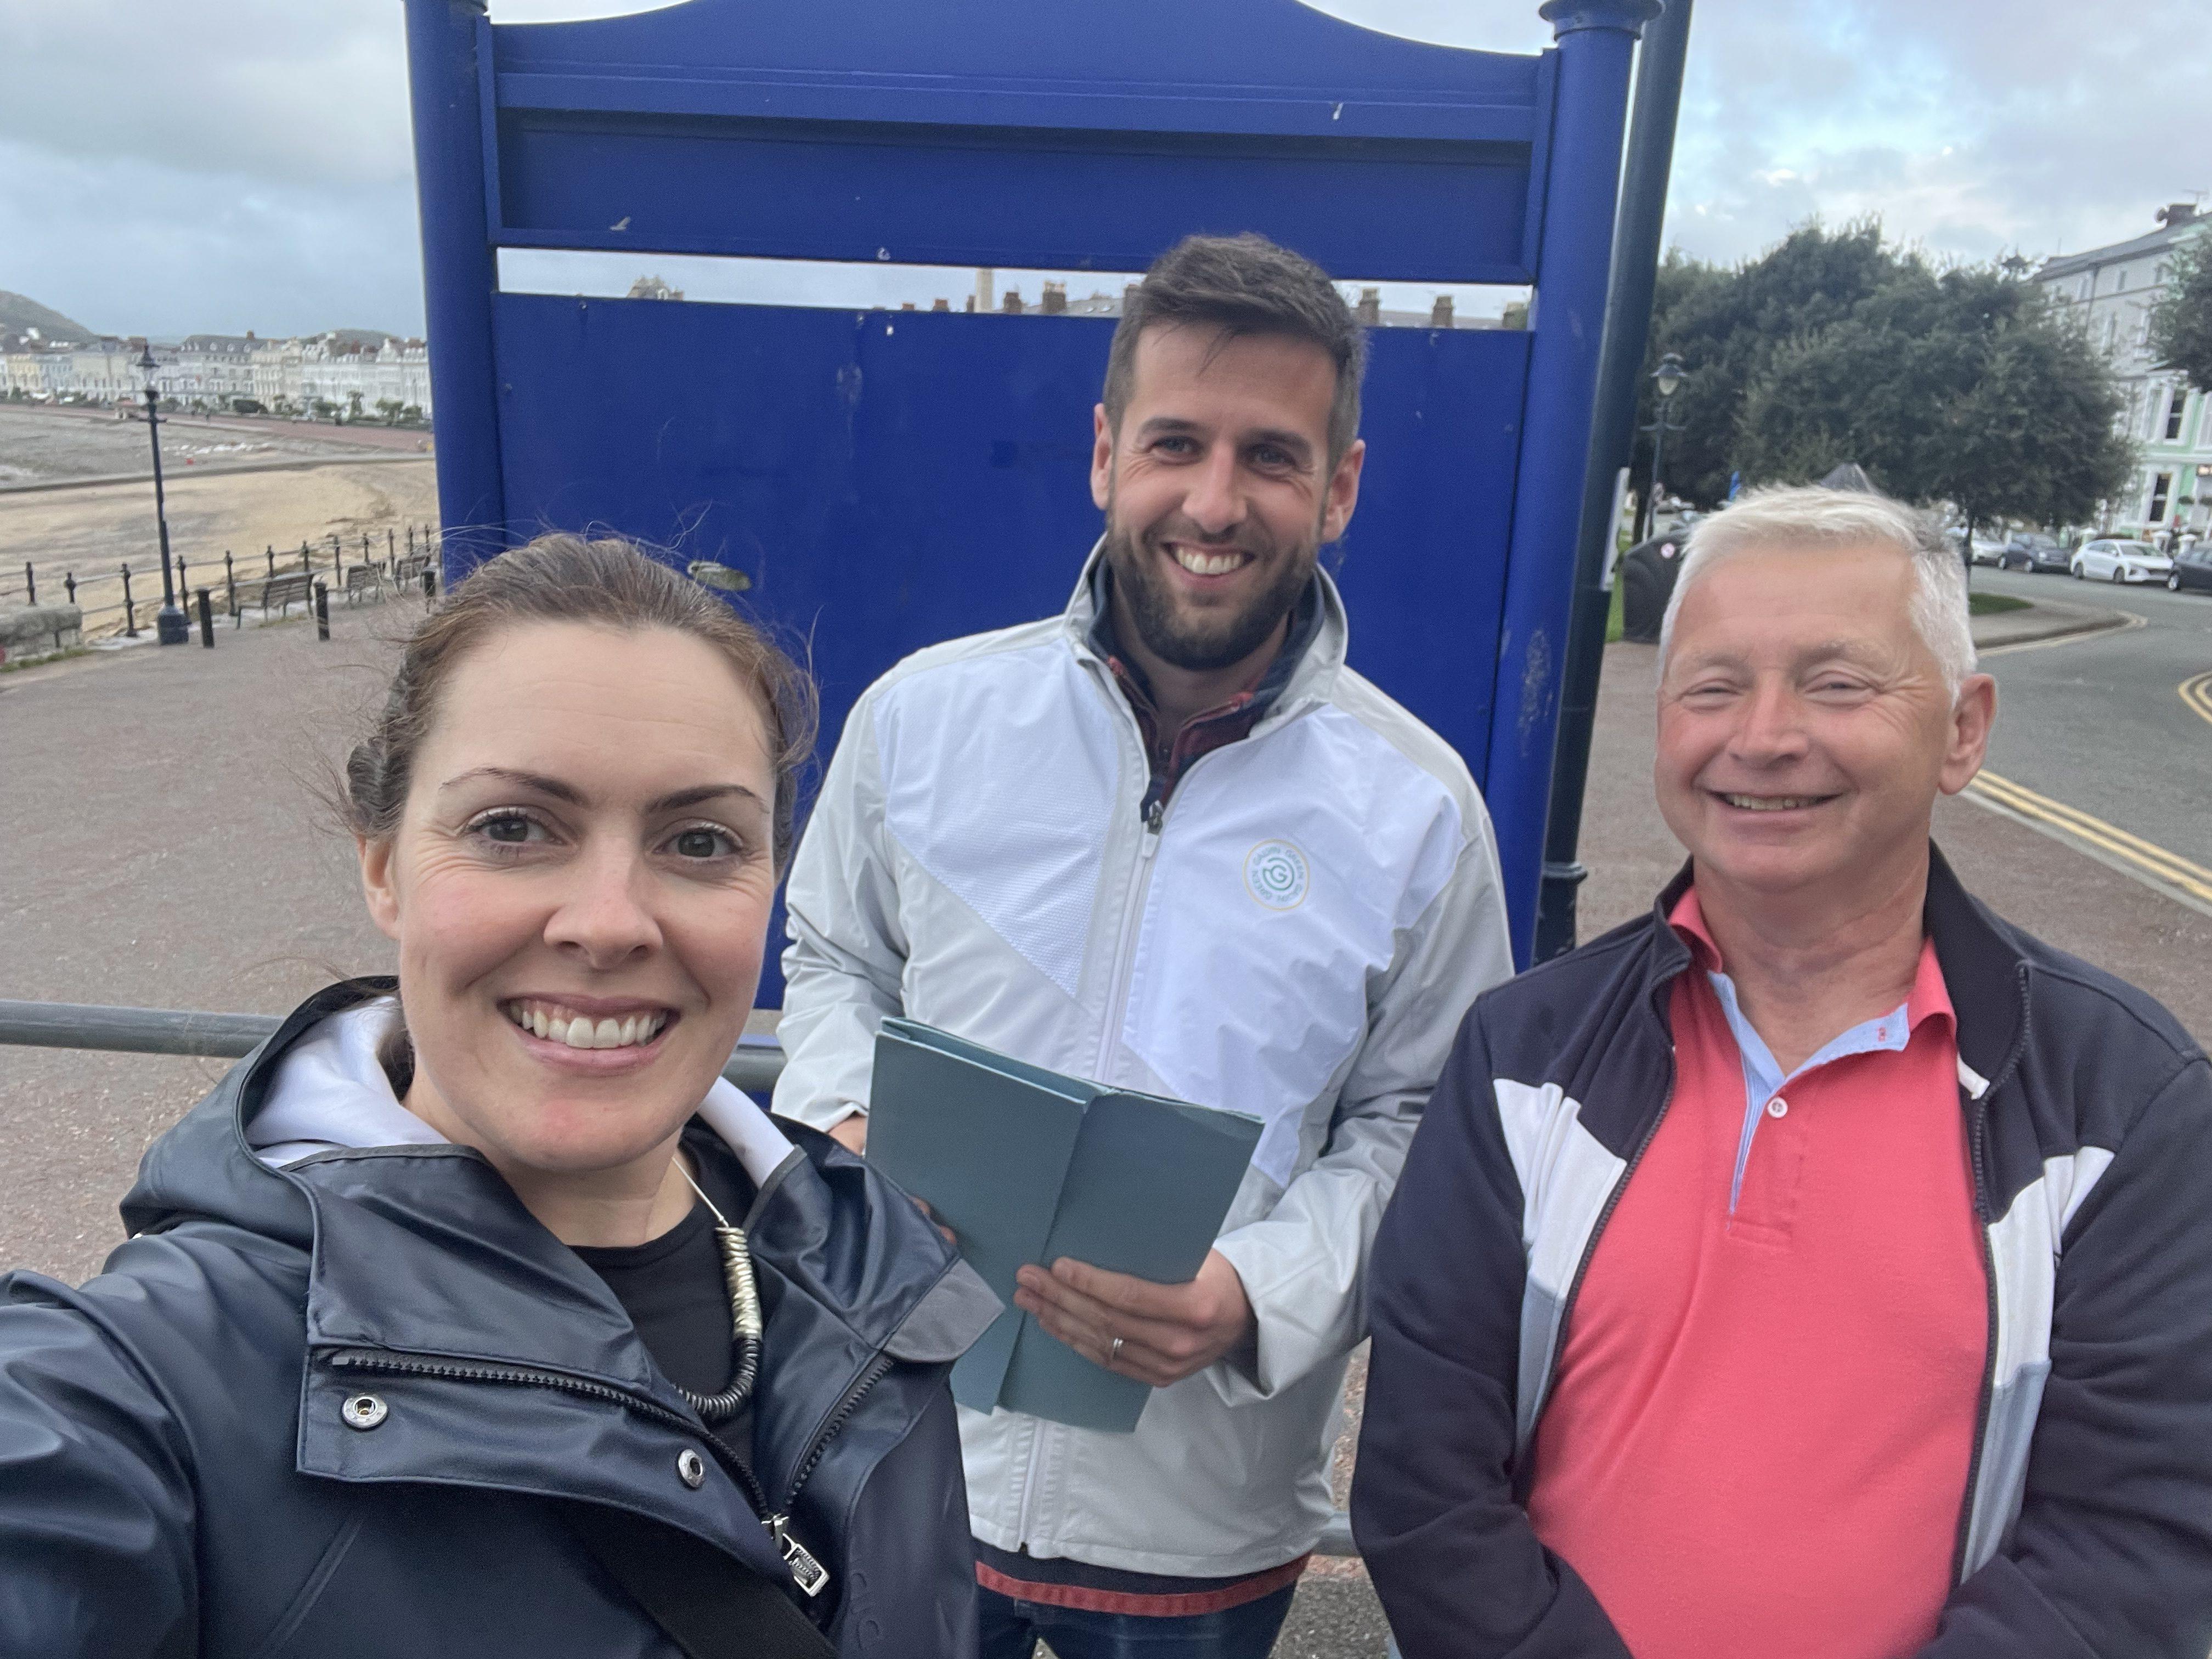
434,770,765,815
648,783,770,815
438,766,586,804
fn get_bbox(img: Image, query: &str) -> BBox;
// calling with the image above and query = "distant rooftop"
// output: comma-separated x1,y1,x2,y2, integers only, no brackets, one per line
2037,204,2205,282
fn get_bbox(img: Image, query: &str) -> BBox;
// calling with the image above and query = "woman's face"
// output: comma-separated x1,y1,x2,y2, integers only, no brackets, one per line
358,620,778,1181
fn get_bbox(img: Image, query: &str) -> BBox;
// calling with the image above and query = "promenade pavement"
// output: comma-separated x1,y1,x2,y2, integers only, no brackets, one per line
2,591,2204,1658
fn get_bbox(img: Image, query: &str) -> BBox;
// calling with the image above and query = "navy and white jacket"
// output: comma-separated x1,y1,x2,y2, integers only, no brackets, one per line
1352,850,2212,1657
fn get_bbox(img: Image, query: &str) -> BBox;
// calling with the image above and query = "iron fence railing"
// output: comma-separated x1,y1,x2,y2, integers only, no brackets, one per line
1,526,441,641
0,994,1360,1557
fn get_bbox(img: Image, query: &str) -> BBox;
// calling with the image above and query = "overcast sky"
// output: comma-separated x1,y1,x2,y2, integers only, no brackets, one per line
1,0,2204,339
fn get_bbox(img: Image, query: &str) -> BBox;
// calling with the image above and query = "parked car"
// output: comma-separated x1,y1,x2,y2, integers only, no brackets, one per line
2072,539,2175,584
2168,541,2212,595
2001,532,2070,574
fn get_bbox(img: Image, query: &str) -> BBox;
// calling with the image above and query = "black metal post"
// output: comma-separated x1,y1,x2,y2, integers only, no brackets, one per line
422,565,436,602
140,354,190,646
122,563,138,637
64,572,76,606
22,562,32,606
196,589,214,647
407,524,416,557
1533,0,1695,963
267,544,276,579
314,579,330,641
224,551,236,618
387,526,397,567
300,540,311,577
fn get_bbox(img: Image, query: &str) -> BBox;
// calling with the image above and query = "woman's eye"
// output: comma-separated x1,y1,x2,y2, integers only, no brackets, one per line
668,826,739,860
471,812,546,846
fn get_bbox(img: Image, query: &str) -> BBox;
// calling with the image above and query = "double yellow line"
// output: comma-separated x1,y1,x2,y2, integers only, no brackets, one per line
2182,670,2212,729
1966,770,2212,907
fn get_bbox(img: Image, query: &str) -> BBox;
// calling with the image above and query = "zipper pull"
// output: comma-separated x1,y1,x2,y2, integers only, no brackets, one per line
768,1514,831,1598
1144,799,1165,838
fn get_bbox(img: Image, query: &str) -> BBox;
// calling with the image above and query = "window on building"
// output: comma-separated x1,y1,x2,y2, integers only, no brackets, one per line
2168,388,2190,441
2117,269,2128,291
2150,473,2174,522
2104,314,2120,350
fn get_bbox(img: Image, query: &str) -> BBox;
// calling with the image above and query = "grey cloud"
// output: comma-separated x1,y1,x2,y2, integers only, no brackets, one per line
0,0,2202,340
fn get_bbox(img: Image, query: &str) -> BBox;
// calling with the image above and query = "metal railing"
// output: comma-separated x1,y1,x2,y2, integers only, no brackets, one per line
0,995,1359,1554
1,526,440,642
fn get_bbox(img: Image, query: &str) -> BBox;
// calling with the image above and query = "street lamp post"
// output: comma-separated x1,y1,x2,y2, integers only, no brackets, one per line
137,345,189,645
1639,352,1688,540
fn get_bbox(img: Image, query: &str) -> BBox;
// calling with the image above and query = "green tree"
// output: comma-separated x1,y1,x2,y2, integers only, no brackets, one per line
1735,264,2132,543
2148,233,2212,393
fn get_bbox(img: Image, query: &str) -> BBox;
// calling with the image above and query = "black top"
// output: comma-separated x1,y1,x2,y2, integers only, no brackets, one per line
572,1131,759,1457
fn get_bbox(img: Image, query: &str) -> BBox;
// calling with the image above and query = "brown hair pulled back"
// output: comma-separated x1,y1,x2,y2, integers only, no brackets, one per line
343,533,817,868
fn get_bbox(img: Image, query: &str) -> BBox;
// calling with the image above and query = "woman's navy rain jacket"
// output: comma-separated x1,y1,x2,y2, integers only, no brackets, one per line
0,980,998,1658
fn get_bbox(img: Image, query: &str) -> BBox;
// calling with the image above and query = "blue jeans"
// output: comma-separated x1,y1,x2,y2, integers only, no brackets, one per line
976,1582,1295,1659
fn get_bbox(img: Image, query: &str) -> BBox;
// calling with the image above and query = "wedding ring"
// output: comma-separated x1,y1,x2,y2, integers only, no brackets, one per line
1110,1336,1125,1364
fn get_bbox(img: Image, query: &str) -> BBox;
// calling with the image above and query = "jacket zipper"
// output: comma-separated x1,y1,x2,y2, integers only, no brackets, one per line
1947,965,2031,1583
327,1347,883,1599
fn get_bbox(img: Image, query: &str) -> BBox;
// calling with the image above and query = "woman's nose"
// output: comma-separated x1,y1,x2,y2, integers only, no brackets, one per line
546,843,661,965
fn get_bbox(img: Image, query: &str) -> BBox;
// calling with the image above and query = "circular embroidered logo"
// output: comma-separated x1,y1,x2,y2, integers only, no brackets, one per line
1244,840,1311,911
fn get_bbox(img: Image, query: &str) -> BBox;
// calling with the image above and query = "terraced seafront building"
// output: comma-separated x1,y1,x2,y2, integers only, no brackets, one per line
2036,203,2212,540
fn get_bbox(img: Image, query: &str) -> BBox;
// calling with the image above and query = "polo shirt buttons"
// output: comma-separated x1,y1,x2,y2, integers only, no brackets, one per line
1767,1097,1789,1119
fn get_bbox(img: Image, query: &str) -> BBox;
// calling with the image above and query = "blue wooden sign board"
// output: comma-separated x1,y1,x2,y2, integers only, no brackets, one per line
403,0,1661,975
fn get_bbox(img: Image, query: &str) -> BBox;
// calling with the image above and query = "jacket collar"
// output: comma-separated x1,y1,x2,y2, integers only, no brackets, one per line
1059,536,1350,727
1640,845,2027,1092
124,979,979,1411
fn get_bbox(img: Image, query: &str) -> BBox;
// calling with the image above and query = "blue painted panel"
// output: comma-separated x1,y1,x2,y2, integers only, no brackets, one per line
494,0,1541,129
494,116,1536,281
489,295,1522,780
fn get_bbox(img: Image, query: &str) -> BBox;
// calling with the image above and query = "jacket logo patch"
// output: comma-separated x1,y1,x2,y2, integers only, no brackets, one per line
1243,840,1311,910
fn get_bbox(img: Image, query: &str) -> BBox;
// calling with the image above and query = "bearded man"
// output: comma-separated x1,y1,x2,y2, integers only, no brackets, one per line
775,232,1513,1659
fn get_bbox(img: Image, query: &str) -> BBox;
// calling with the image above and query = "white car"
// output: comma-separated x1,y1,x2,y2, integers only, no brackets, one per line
2072,539,2175,584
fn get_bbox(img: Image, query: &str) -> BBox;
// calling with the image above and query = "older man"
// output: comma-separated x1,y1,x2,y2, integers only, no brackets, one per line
1353,486,2212,1657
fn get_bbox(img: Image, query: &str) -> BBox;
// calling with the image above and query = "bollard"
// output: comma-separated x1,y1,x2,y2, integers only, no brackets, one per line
22,562,32,607
177,555,188,600
387,527,396,563
329,534,341,569
64,572,76,606
122,563,138,636
314,579,330,641
224,551,236,619
300,540,311,577
196,589,214,648
266,544,276,579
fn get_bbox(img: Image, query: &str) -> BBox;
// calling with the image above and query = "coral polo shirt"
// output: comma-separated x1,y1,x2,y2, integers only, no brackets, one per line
1525,889,1988,1658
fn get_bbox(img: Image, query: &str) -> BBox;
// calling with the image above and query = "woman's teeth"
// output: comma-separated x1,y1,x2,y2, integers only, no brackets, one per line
503,1002,669,1049
1171,545,1250,577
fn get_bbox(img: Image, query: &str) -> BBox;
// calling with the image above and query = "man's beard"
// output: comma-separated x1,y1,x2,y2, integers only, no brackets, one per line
1102,517,1319,674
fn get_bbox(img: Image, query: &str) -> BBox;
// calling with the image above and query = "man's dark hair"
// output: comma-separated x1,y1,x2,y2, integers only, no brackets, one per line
1103,233,1365,464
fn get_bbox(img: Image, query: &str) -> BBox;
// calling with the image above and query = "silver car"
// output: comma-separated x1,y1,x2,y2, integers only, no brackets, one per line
2072,539,2175,584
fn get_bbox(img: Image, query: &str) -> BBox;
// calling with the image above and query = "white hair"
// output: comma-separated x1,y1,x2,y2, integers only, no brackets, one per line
1656,484,1976,698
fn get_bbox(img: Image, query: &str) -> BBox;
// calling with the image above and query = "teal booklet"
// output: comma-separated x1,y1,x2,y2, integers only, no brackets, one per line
866,1018,1263,1434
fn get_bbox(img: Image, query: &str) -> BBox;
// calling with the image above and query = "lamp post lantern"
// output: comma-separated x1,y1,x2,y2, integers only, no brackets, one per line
137,344,190,645
1639,351,1689,539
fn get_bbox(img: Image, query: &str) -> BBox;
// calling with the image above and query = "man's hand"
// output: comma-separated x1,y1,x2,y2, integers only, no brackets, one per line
1012,1250,1254,1387
828,1113,867,1154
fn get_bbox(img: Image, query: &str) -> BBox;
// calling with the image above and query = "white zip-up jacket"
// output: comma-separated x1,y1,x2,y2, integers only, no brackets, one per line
774,549,1514,1576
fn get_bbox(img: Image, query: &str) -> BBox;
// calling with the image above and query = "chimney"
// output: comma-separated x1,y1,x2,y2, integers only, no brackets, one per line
1430,294,1454,329
1041,280,1066,315
1356,287,1381,326
932,298,950,312
964,295,976,313
1001,288,1024,314
2159,202,2199,228
900,302,917,311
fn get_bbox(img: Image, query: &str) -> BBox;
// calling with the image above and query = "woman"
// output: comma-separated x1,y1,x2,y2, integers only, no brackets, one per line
0,535,997,1658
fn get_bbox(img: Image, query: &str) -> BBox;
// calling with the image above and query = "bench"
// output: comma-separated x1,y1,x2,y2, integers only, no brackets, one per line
343,564,385,606
258,573,314,618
